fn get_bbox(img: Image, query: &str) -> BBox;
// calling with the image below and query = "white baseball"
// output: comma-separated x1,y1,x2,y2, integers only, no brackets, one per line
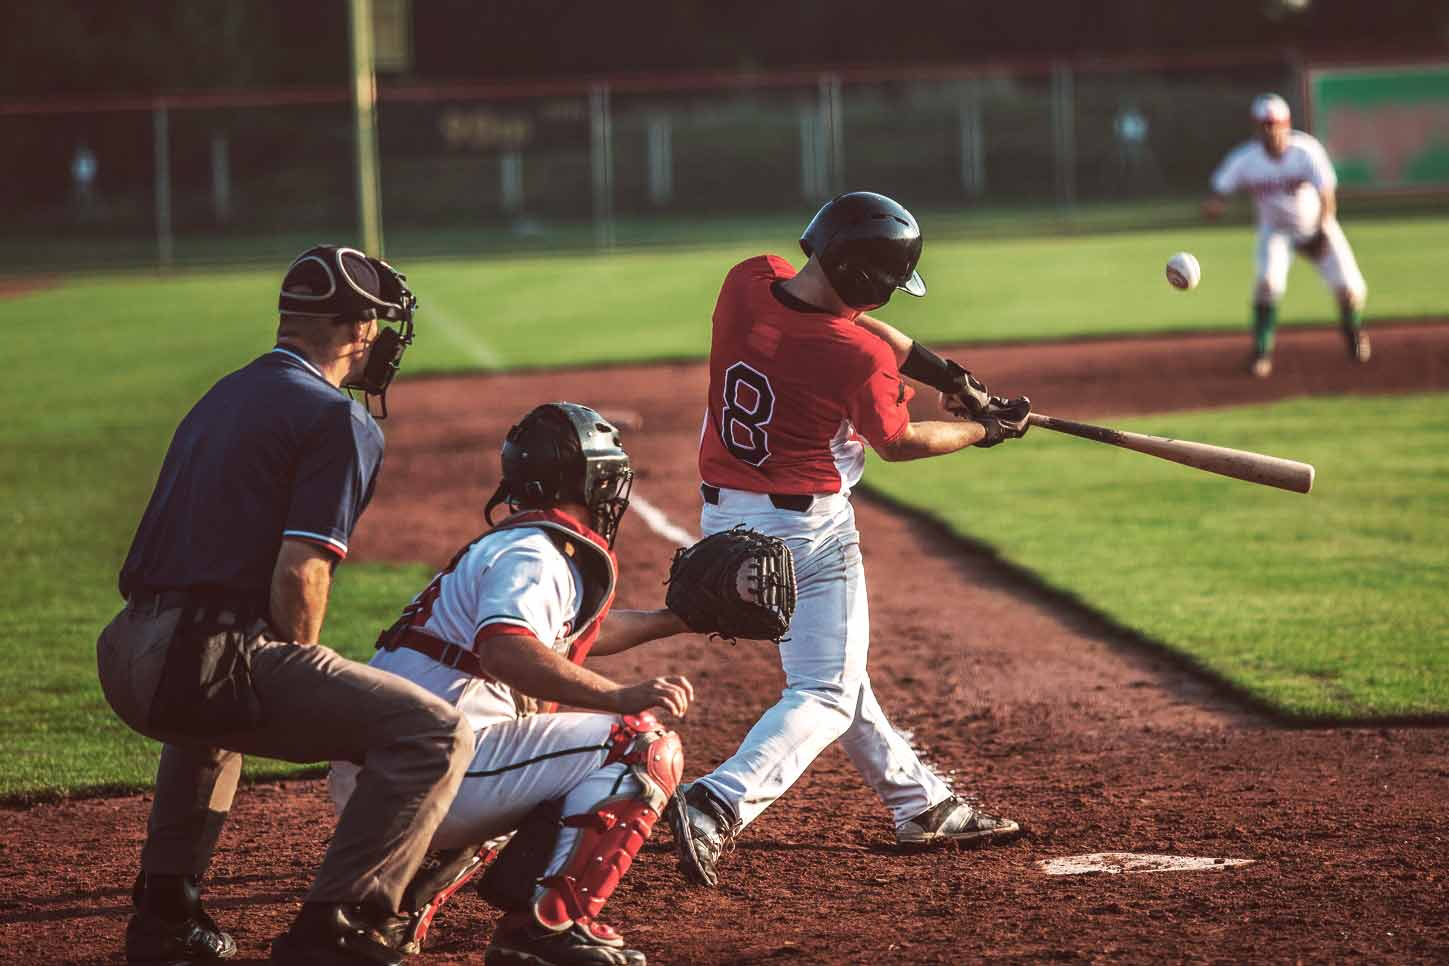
1166,251,1201,291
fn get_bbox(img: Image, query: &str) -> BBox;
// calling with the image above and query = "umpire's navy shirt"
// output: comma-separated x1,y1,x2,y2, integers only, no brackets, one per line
119,347,384,607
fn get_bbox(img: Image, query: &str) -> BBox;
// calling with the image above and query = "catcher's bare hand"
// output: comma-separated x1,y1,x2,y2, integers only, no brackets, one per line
615,675,693,717
973,395,1032,447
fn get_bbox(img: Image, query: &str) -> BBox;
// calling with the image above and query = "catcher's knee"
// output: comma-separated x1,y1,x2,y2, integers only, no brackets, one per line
477,715,683,931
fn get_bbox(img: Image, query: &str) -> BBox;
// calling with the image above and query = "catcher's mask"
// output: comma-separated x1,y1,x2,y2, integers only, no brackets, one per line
484,402,634,547
278,244,417,419
800,191,926,310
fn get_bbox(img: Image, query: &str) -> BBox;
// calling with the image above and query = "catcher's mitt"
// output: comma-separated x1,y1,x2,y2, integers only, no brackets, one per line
665,526,797,643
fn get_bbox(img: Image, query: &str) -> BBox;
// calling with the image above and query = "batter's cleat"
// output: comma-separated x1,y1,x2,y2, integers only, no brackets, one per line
664,782,738,888
894,796,1022,848
484,913,646,965
126,872,237,963
1249,354,1273,379
1347,330,1372,363
270,902,403,966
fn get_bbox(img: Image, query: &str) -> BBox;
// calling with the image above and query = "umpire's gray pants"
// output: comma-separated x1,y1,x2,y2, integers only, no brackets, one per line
96,603,473,915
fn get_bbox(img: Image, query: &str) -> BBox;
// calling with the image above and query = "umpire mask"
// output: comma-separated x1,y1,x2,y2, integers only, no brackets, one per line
279,245,418,419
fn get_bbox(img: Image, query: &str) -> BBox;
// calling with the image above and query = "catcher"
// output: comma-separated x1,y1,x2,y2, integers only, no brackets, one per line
328,402,793,966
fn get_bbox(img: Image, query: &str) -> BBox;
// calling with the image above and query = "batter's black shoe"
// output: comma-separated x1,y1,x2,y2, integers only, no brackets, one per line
270,902,403,966
126,872,237,963
895,796,1022,848
664,782,738,888
484,913,645,966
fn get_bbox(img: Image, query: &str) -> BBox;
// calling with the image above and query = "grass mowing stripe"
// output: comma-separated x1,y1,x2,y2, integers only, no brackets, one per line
865,393,1449,720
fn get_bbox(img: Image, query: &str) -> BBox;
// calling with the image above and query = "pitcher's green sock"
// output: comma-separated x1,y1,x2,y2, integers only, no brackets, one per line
1253,302,1277,357
1340,304,1363,334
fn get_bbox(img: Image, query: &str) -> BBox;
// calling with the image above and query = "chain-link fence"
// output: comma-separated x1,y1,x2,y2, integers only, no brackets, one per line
0,55,1313,271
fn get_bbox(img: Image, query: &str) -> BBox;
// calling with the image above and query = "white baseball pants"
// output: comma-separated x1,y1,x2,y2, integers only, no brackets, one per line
1256,218,1367,303
693,488,951,828
331,712,636,887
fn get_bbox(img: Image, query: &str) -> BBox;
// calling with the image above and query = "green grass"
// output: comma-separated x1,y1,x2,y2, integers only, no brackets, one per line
866,394,1449,719
1,211,1445,796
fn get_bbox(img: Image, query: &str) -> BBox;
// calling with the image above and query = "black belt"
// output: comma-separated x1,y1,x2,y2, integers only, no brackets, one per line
700,484,813,512
126,588,261,625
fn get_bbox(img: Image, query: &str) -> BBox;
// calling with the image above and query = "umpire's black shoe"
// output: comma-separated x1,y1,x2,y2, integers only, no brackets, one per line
484,914,645,966
270,902,403,966
664,782,738,888
126,872,237,963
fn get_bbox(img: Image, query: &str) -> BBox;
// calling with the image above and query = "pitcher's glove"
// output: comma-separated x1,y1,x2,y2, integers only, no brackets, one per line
971,395,1032,447
665,526,797,643
1295,226,1329,260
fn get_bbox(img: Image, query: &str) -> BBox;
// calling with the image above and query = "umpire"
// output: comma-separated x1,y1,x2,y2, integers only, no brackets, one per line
97,246,472,966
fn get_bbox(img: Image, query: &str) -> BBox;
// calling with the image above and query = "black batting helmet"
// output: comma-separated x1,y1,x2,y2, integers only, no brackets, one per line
800,191,927,310
484,403,634,547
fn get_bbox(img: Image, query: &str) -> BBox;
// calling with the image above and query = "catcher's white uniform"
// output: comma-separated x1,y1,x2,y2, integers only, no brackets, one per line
329,513,681,940
1210,131,1367,302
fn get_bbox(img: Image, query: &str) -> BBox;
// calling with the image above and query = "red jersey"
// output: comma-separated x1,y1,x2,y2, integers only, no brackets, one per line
698,255,913,495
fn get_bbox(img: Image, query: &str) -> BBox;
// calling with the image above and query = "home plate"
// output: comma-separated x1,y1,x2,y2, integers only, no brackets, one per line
1037,853,1255,876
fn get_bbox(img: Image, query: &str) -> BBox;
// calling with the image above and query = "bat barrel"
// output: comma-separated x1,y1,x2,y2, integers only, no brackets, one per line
1027,412,1314,494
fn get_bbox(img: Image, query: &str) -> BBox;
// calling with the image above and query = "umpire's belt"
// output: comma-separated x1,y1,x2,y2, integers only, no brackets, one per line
389,627,488,678
701,484,813,512
126,588,258,626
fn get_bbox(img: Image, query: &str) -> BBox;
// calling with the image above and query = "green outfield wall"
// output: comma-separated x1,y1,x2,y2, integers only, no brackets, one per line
1309,63,1449,191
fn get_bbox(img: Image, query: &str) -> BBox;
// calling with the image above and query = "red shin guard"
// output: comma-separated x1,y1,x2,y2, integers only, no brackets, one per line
532,714,683,932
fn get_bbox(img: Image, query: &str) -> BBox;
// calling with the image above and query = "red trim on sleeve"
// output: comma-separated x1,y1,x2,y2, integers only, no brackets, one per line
473,623,540,648
284,534,348,559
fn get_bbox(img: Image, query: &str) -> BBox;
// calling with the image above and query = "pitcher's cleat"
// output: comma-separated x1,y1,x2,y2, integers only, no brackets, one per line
1348,330,1371,363
1249,354,1273,379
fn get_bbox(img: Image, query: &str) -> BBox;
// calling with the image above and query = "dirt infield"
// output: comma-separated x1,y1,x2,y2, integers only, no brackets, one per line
4,322,1448,964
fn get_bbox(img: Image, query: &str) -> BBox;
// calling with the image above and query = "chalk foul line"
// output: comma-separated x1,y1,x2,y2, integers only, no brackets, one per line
629,493,698,549
1037,853,1255,876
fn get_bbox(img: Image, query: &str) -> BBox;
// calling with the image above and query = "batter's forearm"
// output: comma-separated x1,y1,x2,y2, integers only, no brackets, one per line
269,541,334,644
854,314,913,367
478,631,628,713
876,420,986,461
591,608,690,656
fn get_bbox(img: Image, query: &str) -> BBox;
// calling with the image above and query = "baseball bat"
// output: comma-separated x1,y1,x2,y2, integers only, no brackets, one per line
1026,412,1314,494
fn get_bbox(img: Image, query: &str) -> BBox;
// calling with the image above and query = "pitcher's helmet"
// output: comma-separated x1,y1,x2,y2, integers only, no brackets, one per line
484,403,633,547
800,191,927,309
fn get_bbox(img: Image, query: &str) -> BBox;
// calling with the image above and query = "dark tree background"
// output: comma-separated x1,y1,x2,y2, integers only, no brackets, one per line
2,0,1444,98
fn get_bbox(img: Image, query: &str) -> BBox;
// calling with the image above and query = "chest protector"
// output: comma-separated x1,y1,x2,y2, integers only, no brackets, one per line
379,509,618,717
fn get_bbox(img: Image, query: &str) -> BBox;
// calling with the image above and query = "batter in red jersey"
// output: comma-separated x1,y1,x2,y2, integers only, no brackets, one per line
669,192,1032,887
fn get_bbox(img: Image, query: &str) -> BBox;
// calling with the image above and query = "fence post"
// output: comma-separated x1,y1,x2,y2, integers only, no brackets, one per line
820,73,844,196
590,83,616,249
1051,63,1076,212
210,130,232,225
152,102,173,268
647,114,674,206
500,151,524,214
959,78,986,198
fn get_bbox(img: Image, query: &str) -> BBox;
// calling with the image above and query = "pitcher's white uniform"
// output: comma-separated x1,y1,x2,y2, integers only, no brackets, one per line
329,512,665,902
1210,130,1367,303
690,254,953,829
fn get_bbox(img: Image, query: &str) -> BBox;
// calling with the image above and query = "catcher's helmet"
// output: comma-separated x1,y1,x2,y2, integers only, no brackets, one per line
800,191,927,309
484,402,634,547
